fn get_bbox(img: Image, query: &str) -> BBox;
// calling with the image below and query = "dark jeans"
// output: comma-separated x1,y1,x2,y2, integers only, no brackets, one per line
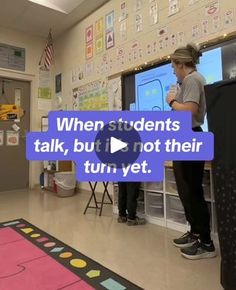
118,182,140,220
173,160,211,243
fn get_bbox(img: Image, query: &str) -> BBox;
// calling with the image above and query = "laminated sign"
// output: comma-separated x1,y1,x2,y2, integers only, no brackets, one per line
0,104,24,121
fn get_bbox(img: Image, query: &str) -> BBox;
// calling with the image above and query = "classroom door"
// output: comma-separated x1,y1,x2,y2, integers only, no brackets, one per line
0,78,30,192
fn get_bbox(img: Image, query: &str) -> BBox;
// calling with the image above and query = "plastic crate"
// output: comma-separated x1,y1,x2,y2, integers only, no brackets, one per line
144,182,163,191
169,195,184,211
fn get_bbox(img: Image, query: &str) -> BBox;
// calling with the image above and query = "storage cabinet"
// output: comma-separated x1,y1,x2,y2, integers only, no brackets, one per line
112,163,217,234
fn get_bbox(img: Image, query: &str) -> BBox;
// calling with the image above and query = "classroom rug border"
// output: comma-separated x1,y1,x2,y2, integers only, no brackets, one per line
0,218,143,290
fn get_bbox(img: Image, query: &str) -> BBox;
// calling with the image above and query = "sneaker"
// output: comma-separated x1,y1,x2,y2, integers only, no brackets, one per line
173,231,199,248
181,240,216,260
127,217,146,226
117,216,127,223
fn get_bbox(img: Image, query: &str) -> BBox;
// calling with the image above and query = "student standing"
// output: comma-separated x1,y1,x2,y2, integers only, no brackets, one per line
166,43,216,259
117,182,146,226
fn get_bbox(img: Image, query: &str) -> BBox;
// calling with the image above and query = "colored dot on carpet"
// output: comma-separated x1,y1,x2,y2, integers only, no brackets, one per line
31,234,41,238
21,228,34,234
44,242,56,248
60,252,73,258
16,224,26,228
70,259,87,268
36,237,49,243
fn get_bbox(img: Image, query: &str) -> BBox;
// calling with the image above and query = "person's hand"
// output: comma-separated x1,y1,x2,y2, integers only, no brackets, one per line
166,92,176,105
166,85,177,105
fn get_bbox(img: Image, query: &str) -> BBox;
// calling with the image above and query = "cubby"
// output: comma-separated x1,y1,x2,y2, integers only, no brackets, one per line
112,162,217,234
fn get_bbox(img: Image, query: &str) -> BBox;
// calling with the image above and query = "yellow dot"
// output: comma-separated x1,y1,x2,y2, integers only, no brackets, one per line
59,252,73,259
31,234,40,238
70,259,87,268
21,228,33,234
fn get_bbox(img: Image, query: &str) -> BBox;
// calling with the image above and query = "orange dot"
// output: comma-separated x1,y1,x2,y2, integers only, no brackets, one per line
59,252,73,258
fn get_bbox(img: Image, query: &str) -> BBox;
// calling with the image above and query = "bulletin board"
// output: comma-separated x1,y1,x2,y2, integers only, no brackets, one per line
72,79,108,111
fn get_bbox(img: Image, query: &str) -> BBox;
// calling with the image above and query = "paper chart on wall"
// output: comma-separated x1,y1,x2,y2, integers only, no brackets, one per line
106,11,114,30
95,36,104,54
159,36,169,50
224,10,234,26
212,15,221,32
120,20,127,42
189,0,200,5
71,65,84,84
85,62,94,77
106,30,115,49
168,0,179,17
192,24,201,39
158,26,168,37
95,17,104,55
119,2,128,22
153,41,157,53
116,47,125,67
108,77,122,111
205,1,220,16
149,0,158,25
159,38,164,50
135,14,143,32
177,31,185,45
135,0,143,12
129,41,141,62
170,34,177,46
95,18,103,37
86,42,93,59
39,68,50,88
38,68,52,100
6,131,19,146
100,54,109,75
71,67,78,84
202,19,210,36
146,41,156,55
72,80,108,111
86,26,93,43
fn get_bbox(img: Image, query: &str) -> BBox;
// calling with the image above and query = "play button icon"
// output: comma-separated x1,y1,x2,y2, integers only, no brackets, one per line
110,137,128,154
95,121,141,169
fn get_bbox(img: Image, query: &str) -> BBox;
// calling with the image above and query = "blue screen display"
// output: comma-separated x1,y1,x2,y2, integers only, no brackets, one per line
134,47,223,131
135,63,175,111
197,47,223,84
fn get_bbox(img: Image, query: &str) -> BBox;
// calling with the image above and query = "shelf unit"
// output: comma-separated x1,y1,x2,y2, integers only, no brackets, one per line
112,162,217,234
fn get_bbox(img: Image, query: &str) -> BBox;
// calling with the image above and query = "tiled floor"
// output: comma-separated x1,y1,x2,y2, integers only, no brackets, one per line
0,188,223,290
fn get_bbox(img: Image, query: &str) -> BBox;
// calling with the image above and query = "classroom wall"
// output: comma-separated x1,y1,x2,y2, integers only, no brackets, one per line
0,26,46,187
55,0,236,192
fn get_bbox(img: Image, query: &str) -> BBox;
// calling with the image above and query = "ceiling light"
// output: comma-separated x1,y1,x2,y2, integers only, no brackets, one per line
28,0,84,14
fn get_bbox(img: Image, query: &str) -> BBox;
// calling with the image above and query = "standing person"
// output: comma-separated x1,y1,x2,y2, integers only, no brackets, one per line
166,43,216,259
117,182,146,226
